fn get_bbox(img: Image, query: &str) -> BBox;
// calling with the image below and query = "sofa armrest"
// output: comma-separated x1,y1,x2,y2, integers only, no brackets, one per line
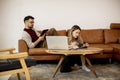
110,23,120,29
18,39,28,52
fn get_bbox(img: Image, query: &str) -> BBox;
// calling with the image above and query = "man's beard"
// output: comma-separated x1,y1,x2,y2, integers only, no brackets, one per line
29,26,33,29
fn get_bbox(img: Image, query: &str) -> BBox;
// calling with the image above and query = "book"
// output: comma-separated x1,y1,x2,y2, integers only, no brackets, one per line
40,29,48,36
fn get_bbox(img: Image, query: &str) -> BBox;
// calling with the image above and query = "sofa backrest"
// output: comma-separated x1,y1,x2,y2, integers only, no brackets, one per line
81,29,104,44
57,30,67,36
104,29,120,44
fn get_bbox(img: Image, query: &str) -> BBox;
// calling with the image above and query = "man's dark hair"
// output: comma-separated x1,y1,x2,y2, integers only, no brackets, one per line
24,16,34,23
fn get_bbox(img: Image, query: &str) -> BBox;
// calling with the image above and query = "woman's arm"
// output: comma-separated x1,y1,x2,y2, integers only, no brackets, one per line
69,41,79,49
82,42,89,47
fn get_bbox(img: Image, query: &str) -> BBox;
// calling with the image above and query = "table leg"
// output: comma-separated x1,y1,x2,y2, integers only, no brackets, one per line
85,57,98,78
52,56,64,78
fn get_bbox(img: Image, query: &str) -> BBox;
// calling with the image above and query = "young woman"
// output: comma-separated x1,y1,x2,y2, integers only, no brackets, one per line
60,25,90,73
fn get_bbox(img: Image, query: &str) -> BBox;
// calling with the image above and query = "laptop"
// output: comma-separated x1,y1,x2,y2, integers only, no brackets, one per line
46,36,69,50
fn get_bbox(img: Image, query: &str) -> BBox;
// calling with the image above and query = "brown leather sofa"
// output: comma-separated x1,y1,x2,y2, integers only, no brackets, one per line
18,23,120,62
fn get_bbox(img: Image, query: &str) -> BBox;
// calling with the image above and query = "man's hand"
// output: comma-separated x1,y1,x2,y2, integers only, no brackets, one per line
39,34,45,41
33,34,46,47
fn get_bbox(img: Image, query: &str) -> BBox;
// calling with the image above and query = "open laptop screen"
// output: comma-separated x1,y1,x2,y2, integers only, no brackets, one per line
46,36,68,50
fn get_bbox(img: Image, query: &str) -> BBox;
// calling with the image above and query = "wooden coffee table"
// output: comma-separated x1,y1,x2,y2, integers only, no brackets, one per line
46,47,103,79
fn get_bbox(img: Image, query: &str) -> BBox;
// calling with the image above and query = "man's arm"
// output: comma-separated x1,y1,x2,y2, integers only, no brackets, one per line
22,31,44,48
33,34,45,46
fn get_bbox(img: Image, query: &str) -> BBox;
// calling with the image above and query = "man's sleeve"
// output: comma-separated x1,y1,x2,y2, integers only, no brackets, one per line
22,31,35,48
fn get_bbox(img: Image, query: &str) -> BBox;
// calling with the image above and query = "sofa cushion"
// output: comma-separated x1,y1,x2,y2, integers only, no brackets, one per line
81,29,104,44
29,48,48,55
108,44,120,49
57,30,67,36
104,29,120,44
89,44,113,53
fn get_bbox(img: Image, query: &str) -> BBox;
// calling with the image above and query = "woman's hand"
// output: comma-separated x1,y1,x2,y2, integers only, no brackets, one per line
71,41,80,47
71,42,78,47
70,41,79,49
83,43,89,47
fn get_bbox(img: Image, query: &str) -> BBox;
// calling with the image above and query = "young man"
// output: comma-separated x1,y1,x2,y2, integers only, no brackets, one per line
22,16,57,48
22,16,45,48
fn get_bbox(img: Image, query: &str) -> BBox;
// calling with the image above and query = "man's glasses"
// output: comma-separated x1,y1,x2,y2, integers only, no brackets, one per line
29,21,34,24
27,21,34,24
